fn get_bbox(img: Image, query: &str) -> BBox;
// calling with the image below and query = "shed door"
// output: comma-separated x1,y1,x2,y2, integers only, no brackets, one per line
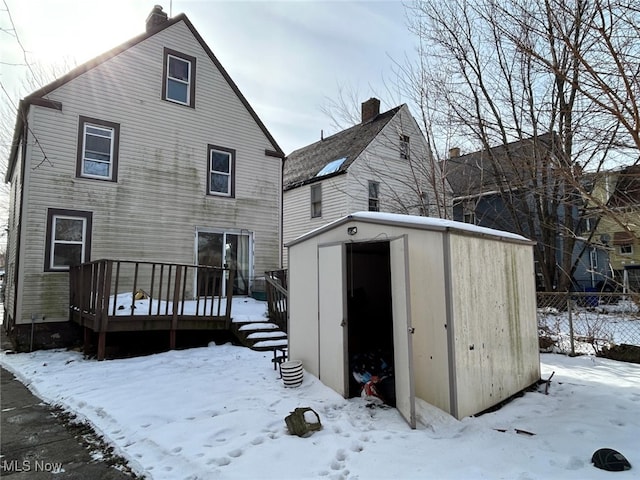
390,235,416,428
318,244,347,396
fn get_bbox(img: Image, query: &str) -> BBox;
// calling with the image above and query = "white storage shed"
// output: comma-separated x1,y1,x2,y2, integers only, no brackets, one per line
287,212,540,427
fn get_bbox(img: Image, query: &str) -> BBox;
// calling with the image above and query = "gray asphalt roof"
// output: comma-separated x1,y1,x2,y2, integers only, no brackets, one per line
283,106,402,190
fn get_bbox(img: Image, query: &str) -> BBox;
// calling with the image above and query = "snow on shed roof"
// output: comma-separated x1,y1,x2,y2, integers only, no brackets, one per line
287,211,535,247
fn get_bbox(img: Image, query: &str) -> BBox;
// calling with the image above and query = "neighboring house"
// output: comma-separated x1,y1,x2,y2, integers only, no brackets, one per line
444,133,611,291
589,165,640,291
283,98,451,263
3,6,284,348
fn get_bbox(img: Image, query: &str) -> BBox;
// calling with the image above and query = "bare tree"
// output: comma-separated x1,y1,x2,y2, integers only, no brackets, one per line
390,0,639,291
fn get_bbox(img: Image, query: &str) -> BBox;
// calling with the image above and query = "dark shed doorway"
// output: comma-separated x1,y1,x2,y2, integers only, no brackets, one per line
346,241,396,406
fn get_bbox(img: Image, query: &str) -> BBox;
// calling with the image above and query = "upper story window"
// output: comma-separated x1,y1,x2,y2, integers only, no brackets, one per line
163,48,196,107
400,134,410,159
311,184,322,218
207,145,235,197
620,244,633,255
76,116,119,181
44,209,92,272
368,181,380,212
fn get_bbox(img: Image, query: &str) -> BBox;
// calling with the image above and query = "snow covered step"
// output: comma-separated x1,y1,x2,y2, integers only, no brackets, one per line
252,338,288,351
247,331,287,340
238,322,279,332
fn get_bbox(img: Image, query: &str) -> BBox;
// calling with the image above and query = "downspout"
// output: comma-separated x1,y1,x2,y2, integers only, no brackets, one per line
442,229,458,419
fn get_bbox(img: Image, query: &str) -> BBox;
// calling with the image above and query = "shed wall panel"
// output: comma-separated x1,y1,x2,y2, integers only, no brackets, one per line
406,230,451,413
449,234,539,418
288,239,320,375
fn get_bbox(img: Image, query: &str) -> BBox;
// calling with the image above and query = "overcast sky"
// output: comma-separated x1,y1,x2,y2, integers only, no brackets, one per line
1,0,417,155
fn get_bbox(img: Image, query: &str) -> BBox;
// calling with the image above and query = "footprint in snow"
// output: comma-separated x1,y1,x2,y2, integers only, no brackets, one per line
350,441,364,453
228,449,242,458
214,457,231,467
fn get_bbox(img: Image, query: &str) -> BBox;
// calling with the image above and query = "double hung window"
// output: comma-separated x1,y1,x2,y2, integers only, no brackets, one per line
311,184,322,218
368,181,380,212
207,145,235,197
400,135,410,159
45,209,92,271
163,48,196,107
77,116,119,181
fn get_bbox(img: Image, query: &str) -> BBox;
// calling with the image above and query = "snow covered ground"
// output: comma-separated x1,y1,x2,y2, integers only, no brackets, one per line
1,299,638,479
538,299,640,355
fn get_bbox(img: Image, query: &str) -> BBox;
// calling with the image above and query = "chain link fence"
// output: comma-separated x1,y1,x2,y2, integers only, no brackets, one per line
537,292,640,362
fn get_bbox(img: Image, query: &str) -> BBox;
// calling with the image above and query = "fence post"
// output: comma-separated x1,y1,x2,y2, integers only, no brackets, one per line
567,294,576,356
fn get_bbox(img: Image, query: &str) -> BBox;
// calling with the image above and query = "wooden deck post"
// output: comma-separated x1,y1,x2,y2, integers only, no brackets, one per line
83,326,91,356
97,260,113,361
224,269,235,329
170,265,182,350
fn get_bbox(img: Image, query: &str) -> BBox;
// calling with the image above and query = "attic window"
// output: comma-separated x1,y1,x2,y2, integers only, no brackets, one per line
315,157,346,177
162,48,196,107
400,135,410,159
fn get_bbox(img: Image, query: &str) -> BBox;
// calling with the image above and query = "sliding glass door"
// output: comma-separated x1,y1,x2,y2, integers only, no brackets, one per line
196,229,251,296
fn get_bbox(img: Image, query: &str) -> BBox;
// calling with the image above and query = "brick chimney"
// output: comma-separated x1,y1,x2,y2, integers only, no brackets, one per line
361,98,380,123
146,5,168,32
449,147,460,158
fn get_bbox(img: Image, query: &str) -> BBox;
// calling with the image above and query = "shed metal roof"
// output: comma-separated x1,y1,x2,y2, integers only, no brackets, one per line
286,211,536,247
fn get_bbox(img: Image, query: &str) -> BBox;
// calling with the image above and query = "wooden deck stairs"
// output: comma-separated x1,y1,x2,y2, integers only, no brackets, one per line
230,318,287,352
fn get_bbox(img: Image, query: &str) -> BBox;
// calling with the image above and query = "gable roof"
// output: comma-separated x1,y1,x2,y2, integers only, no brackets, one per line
6,12,283,183
608,164,640,208
283,105,402,190
444,132,557,198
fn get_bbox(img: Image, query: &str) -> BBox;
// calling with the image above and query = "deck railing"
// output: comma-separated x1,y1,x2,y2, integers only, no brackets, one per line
265,269,288,332
69,259,235,359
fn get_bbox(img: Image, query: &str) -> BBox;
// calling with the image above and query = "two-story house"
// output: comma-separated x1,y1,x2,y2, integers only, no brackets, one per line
589,165,640,291
3,7,284,349
283,98,451,263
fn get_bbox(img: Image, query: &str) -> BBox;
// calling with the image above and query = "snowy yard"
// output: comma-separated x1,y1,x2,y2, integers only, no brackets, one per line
1,338,638,479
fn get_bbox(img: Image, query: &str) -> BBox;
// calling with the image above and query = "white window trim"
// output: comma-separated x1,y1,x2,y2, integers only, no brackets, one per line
620,244,634,255
50,215,87,271
166,54,192,106
81,123,115,180
209,148,233,197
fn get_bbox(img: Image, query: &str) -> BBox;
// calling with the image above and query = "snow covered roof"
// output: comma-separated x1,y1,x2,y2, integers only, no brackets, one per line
287,211,535,247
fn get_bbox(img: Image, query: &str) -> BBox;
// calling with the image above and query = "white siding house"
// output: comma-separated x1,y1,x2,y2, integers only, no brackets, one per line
283,98,452,265
3,7,284,350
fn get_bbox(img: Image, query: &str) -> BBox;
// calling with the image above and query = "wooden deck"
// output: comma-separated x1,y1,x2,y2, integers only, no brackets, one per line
69,259,235,360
